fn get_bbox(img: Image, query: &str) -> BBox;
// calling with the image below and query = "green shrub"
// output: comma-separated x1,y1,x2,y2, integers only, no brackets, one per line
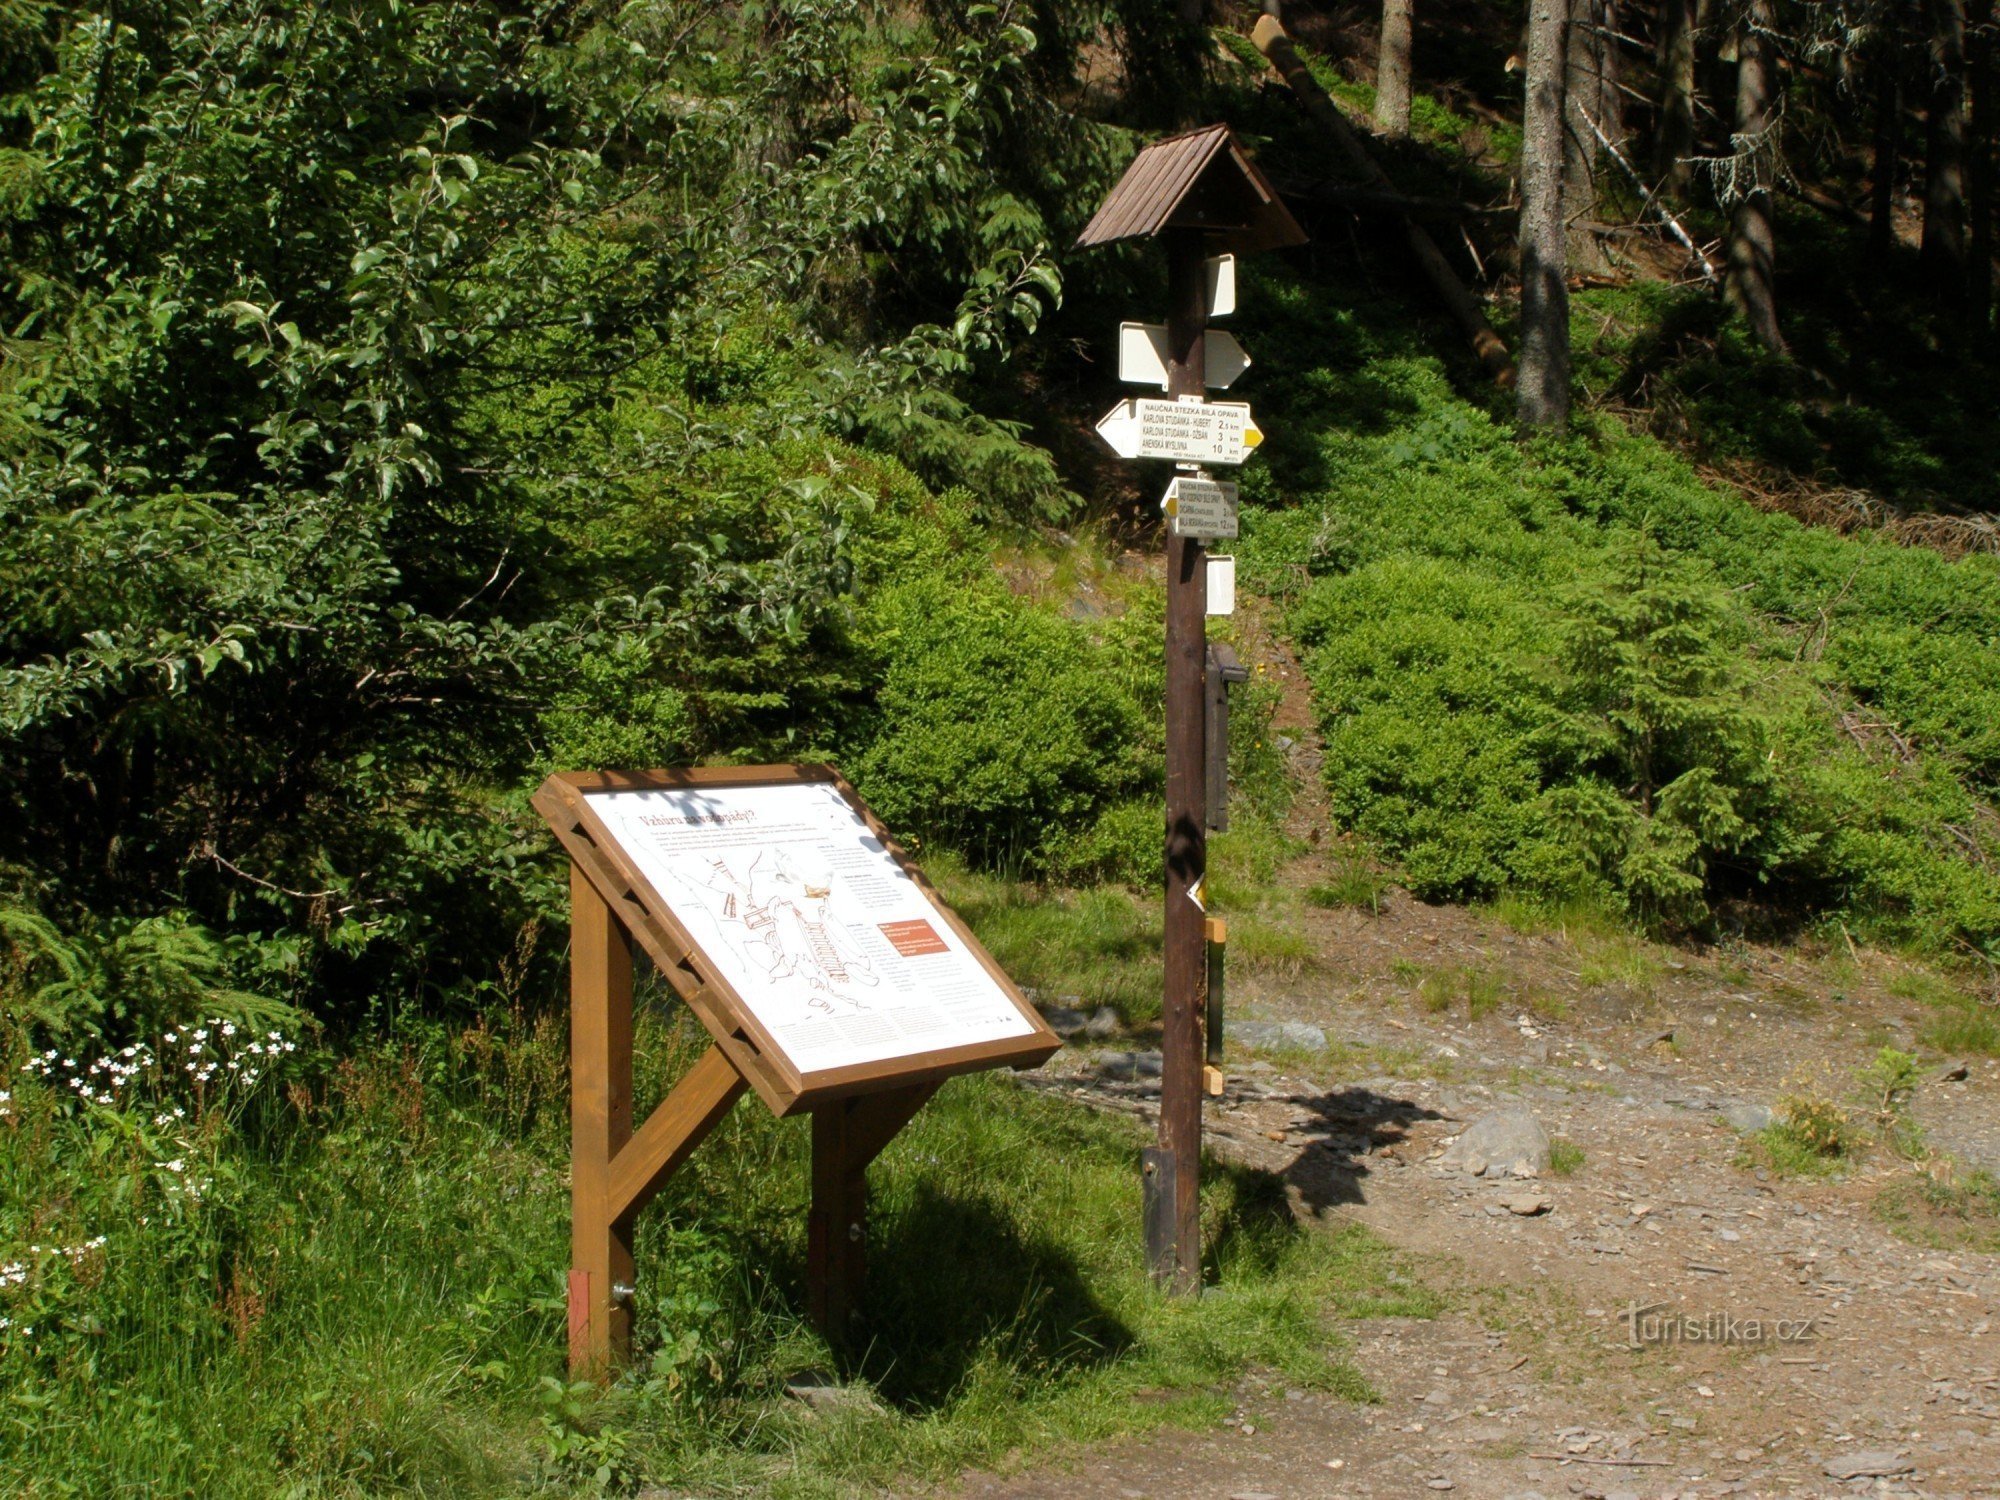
1229,259,2000,956
852,577,1150,873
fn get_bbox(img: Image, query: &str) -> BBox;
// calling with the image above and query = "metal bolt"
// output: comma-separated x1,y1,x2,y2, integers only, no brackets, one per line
847,1222,862,1243
612,1281,636,1304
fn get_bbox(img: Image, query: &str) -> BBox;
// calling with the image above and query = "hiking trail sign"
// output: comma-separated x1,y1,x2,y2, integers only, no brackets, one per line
1075,121,1304,1294
1094,396,1264,464
535,765,1059,1375
1119,323,1253,389
1160,474,1239,540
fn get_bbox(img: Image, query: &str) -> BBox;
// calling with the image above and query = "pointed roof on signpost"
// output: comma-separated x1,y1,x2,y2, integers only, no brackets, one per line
1075,123,1306,255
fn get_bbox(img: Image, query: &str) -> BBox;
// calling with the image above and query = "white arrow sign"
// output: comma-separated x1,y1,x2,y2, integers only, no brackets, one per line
1096,398,1265,465
1160,475,1240,539
1207,254,1237,318
1118,323,1252,390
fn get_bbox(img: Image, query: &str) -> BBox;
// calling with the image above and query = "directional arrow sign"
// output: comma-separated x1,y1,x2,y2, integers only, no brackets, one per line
1207,254,1236,318
1160,475,1239,540
1096,398,1264,465
1118,323,1252,390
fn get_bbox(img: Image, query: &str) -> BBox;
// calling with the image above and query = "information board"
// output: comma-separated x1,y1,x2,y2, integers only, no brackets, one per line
588,781,1035,1074
534,767,1058,1113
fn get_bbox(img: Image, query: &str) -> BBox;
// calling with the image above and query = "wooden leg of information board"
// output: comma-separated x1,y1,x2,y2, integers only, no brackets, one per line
569,864,748,1379
570,864,635,1378
807,1082,938,1343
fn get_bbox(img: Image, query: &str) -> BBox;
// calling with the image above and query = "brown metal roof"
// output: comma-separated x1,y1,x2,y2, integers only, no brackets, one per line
1075,123,1306,255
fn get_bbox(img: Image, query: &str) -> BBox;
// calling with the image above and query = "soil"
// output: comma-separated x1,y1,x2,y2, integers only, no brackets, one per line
954,621,2000,1499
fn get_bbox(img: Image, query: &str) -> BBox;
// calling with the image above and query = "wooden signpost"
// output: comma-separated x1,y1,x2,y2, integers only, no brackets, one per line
1076,124,1304,1293
535,765,1060,1376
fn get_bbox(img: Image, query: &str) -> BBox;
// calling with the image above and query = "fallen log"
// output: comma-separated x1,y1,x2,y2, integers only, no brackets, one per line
1251,14,1517,387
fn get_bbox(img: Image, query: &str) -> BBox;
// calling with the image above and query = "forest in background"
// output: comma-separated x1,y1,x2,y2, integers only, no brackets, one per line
6,0,2000,1493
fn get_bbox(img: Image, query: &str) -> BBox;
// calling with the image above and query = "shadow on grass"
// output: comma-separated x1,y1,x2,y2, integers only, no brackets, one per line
853,1182,1137,1409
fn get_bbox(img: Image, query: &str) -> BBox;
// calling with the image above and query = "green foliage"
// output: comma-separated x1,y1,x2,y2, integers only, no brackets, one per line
1230,258,2000,954
932,856,1162,1025
1751,1071,1860,1176
0,1006,1430,1495
0,1,1157,1034
851,575,1151,874
1548,532,1781,926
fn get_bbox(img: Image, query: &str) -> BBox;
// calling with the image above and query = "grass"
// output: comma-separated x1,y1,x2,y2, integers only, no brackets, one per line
1547,1139,1586,1178
1894,969,2000,1057
1875,1160,2000,1254
933,858,1162,1027
1742,1071,1861,1178
1414,965,1507,1021
1230,917,1318,982
1205,105,2000,961
0,1006,1437,1497
1306,847,1389,916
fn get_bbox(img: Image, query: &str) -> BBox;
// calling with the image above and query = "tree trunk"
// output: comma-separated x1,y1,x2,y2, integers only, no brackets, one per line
1923,0,1969,295
1375,0,1415,137
1520,0,1574,430
1655,0,1697,197
1871,9,1909,262
1725,0,1786,353
1970,0,1994,327
1565,0,1608,218
1178,0,1209,22
1566,0,1621,270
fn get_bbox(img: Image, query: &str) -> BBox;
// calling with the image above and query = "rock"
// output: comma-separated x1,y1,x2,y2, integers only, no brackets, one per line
784,1371,885,1416
1229,1019,1329,1053
1083,1006,1121,1040
1042,1007,1089,1038
1505,1193,1553,1216
1639,1024,1676,1047
1719,1102,1774,1134
1937,1059,1971,1082
1096,1050,1162,1081
1822,1451,1912,1480
1440,1106,1551,1178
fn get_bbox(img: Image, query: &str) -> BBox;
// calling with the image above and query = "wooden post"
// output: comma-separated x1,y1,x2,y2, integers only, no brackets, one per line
570,863,636,1376
808,1083,937,1341
569,863,749,1379
1150,226,1209,1295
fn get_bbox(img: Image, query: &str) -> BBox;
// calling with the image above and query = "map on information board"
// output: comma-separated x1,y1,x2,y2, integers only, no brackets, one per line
587,781,1037,1075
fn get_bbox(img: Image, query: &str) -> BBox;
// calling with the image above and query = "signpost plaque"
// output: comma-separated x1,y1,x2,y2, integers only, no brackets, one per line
1095,397,1265,464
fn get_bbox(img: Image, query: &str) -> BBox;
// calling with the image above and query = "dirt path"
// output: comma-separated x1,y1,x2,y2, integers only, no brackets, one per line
960,891,2000,1497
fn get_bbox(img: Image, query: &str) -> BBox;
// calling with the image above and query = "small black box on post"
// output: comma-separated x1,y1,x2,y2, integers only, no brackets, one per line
1205,643,1250,832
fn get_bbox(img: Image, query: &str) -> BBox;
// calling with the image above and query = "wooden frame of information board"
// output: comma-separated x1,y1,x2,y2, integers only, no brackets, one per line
533,765,1060,1376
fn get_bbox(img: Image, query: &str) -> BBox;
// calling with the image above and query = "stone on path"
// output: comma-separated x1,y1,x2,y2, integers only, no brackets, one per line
1095,1050,1161,1081
1822,1450,1913,1480
1505,1192,1553,1216
1229,1019,1329,1053
1042,1006,1088,1037
1440,1106,1551,1178
1719,1101,1774,1133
